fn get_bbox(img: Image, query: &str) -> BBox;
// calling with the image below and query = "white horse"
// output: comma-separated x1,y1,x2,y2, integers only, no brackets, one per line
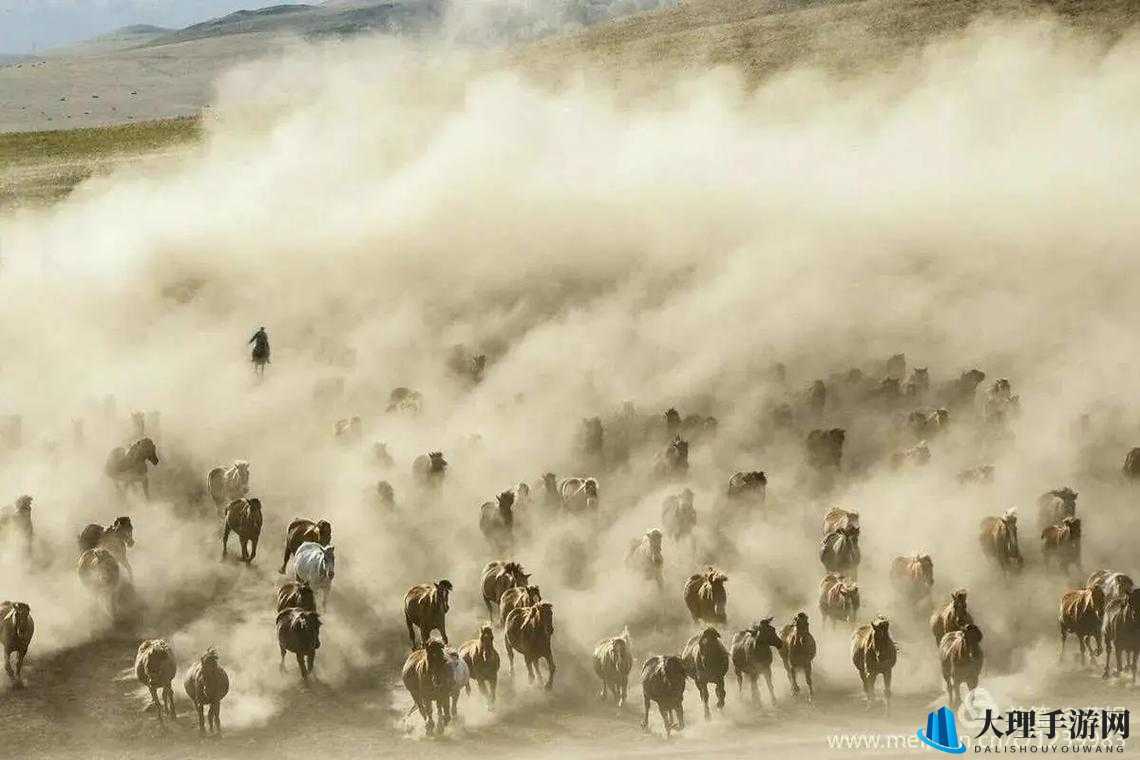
105,438,159,500
446,648,471,716
293,541,335,609
207,461,250,515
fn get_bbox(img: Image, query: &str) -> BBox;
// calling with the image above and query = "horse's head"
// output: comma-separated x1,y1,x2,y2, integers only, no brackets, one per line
424,640,449,684
526,585,542,604
1089,584,1106,614
541,473,557,493
302,610,322,647
376,481,394,503
316,520,333,545
479,623,495,646
708,570,728,616
917,555,934,585
536,601,555,636
870,616,892,649
754,617,782,649
842,583,861,618
112,516,135,546
435,579,453,611
9,602,31,637
1063,516,1082,538
962,623,983,647
136,437,158,465
321,546,335,578
514,482,530,503
429,452,446,472
794,611,810,633
201,648,222,671
951,588,969,616
296,582,316,610
671,436,689,464
698,626,720,653
963,369,986,388
664,408,681,429
497,490,515,515
647,529,663,555
15,495,32,514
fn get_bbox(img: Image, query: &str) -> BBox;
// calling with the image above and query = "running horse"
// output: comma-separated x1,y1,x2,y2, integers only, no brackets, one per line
105,438,159,500
249,327,270,377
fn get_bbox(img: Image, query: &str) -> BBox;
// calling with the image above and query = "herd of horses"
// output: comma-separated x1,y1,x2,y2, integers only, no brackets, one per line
5,351,1140,740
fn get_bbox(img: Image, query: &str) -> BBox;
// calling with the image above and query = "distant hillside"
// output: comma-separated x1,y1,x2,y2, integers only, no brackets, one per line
147,1,441,46
47,24,174,56
515,0,1138,86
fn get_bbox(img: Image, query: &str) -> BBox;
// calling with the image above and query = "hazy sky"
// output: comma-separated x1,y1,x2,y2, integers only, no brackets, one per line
0,0,308,54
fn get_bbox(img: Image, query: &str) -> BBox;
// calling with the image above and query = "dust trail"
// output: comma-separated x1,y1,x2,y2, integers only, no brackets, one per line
2,11,1140,751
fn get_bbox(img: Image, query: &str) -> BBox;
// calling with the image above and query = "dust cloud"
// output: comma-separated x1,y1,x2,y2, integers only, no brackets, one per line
2,9,1140,755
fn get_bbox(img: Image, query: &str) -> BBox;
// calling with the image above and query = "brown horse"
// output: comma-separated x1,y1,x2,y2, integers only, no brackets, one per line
503,602,555,689
1041,517,1081,575
979,509,1023,575
105,438,159,500
135,639,177,723
459,624,500,705
939,624,984,708
852,617,898,711
1059,585,1105,664
779,612,817,701
684,567,728,624
279,518,331,574
222,498,263,563
404,580,453,649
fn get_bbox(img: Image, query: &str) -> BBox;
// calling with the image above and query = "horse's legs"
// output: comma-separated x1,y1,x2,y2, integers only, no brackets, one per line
883,669,892,712
804,663,815,702
715,678,726,710
239,538,249,563
221,525,230,560
440,622,448,646
148,685,163,724
642,695,651,730
279,645,287,672
545,652,555,690
296,651,308,680
506,643,515,675
3,649,12,680
697,681,710,720
1103,639,1113,679
1059,624,1067,660
164,684,176,718
307,651,316,675
195,703,206,734
279,544,292,575
249,536,258,562
762,668,777,705
210,701,221,734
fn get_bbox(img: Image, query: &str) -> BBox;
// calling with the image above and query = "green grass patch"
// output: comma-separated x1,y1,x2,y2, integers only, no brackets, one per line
0,116,202,167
